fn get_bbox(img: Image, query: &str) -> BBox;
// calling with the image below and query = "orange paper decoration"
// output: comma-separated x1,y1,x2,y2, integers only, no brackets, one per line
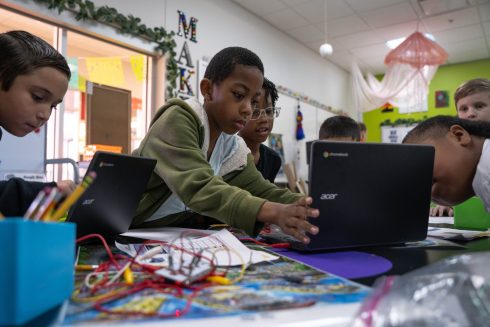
385,31,448,69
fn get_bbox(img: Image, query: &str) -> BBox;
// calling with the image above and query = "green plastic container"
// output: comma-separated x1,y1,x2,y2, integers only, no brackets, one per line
454,197,490,230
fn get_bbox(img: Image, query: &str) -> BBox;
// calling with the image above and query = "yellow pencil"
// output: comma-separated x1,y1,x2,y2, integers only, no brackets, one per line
49,172,97,221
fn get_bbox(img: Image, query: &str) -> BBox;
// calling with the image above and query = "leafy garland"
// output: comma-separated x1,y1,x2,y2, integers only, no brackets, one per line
35,0,178,97
379,117,427,127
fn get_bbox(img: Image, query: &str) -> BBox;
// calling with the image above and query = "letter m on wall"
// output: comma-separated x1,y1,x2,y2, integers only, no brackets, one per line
177,10,198,43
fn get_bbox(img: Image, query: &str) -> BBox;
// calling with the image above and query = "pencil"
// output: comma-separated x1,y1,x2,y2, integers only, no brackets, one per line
49,172,97,221
75,264,99,271
24,187,50,220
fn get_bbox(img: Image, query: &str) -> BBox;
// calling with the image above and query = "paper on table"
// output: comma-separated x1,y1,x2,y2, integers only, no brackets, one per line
428,227,490,241
120,228,278,266
429,216,454,225
121,227,217,241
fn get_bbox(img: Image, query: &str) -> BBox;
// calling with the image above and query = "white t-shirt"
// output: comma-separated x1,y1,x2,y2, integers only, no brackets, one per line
472,139,490,213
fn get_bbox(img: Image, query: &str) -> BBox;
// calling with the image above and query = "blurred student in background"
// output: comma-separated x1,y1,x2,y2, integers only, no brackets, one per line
319,115,361,141
358,122,367,142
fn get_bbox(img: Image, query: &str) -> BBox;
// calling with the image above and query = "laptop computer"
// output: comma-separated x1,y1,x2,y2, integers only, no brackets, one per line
66,151,156,238
291,141,434,251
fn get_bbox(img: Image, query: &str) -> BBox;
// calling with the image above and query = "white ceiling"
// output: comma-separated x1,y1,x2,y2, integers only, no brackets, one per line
232,0,490,74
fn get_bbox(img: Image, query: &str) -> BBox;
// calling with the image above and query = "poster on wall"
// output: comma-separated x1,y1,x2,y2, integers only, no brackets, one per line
381,125,417,144
268,133,285,177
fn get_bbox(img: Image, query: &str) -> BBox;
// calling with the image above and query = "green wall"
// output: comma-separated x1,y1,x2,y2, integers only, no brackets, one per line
363,58,490,142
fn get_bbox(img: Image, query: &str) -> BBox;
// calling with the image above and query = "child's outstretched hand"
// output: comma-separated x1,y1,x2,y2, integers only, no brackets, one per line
258,197,319,244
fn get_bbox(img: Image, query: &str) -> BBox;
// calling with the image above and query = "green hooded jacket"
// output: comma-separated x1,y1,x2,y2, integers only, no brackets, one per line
132,98,301,236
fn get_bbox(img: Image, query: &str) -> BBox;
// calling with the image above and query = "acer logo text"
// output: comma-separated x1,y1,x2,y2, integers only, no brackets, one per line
320,193,338,200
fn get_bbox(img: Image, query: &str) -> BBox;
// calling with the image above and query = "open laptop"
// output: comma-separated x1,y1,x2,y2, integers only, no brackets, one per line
280,141,434,251
66,151,156,238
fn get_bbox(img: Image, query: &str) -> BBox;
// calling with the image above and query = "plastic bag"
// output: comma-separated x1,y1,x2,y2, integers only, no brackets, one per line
352,252,490,327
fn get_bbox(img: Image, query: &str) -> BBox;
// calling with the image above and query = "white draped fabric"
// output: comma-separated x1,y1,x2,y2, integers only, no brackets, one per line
352,61,439,113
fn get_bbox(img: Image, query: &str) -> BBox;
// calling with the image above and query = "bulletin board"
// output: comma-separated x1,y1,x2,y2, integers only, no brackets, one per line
381,125,416,144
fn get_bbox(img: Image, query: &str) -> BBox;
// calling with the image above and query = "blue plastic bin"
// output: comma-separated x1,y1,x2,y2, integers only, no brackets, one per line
0,219,75,325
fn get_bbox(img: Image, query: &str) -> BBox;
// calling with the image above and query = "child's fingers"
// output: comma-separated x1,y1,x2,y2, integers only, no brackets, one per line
294,196,313,206
293,205,320,219
282,225,310,244
286,217,319,236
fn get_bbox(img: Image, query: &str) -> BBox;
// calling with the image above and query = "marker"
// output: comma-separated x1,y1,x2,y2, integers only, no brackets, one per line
50,172,96,221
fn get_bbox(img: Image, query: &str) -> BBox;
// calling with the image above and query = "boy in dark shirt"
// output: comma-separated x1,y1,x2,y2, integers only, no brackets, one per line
239,78,281,183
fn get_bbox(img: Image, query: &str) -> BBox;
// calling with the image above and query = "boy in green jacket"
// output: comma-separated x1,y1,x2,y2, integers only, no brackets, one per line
132,47,319,244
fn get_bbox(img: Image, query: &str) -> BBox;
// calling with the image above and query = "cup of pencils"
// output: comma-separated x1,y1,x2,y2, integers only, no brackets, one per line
0,172,96,325
23,171,96,222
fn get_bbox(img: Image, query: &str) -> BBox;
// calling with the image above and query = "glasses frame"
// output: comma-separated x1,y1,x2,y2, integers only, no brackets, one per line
249,106,281,120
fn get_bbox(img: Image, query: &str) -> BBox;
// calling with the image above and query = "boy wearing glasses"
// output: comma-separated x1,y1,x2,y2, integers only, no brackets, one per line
132,47,319,244
239,78,281,183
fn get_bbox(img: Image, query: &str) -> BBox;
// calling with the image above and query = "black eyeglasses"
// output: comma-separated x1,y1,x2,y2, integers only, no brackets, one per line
250,107,281,120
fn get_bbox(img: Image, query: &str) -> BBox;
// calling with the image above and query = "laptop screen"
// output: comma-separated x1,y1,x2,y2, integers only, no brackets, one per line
67,151,156,238
305,141,434,251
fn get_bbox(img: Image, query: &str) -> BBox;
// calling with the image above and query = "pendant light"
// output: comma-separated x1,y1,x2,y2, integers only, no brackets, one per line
319,0,333,57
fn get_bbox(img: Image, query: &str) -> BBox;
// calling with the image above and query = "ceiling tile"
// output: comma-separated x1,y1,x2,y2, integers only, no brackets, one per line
372,21,421,41
360,54,387,68
332,30,385,48
346,0,406,12
291,0,325,23
421,7,480,33
287,24,324,42
323,0,356,19
443,37,488,53
232,0,288,16
479,3,490,22
281,0,311,6
447,47,490,63
327,15,371,37
262,8,310,30
432,24,485,46
359,2,418,28
484,21,490,34
349,43,391,57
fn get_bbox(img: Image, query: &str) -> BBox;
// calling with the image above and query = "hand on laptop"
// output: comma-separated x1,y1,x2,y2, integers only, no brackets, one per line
430,205,454,217
258,197,319,244
57,180,76,195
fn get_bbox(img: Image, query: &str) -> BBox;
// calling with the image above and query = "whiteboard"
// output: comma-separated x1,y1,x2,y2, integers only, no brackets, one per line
0,126,46,181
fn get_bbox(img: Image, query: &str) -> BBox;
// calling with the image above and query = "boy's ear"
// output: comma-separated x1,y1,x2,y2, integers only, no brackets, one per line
200,78,212,102
449,124,471,146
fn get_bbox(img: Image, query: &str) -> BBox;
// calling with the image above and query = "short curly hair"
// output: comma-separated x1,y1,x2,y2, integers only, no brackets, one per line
403,115,490,143
204,47,264,85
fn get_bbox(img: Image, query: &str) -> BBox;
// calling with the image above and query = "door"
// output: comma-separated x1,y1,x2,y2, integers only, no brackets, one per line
86,82,131,154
